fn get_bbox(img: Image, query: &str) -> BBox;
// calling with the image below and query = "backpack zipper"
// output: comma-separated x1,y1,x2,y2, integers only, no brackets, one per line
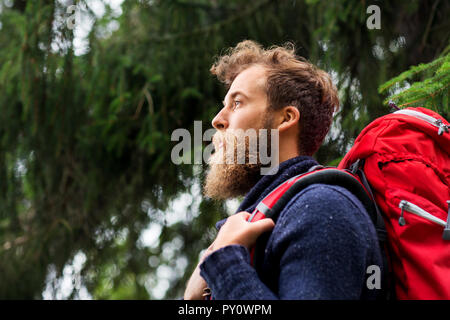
394,109,449,135
398,200,446,227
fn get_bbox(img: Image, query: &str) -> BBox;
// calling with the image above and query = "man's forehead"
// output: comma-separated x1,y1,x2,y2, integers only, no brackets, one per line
225,65,267,101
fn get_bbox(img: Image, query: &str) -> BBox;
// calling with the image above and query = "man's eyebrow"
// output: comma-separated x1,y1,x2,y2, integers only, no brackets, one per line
223,91,249,106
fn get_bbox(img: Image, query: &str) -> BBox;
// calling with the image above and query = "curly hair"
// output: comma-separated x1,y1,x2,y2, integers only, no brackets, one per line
210,40,339,156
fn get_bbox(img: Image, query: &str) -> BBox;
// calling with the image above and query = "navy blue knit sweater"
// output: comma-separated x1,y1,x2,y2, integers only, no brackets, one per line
199,156,383,299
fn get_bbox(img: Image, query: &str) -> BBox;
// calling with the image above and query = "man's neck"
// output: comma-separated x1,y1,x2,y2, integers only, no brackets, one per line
278,149,300,164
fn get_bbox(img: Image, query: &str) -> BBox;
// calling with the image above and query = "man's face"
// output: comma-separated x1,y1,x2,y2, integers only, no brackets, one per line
204,64,274,200
212,64,269,132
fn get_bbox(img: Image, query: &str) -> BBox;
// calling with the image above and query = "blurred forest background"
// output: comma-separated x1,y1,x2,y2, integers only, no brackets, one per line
0,0,448,299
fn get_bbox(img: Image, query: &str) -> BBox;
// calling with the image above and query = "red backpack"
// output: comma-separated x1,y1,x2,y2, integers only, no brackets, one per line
249,107,450,300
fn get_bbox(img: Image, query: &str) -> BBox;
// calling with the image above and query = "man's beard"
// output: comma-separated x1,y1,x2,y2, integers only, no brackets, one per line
203,115,274,200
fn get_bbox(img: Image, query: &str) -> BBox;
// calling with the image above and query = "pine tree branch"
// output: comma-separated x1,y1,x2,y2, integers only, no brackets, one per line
378,56,446,93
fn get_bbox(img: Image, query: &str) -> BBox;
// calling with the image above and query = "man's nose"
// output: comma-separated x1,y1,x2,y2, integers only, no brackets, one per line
211,107,229,130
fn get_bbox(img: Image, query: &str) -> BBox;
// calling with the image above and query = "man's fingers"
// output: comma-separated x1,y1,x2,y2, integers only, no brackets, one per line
249,218,275,235
236,211,251,220
214,212,275,250
236,211,275,235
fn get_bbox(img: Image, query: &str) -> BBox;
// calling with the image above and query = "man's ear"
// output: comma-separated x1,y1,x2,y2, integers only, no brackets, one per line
276,106,300,133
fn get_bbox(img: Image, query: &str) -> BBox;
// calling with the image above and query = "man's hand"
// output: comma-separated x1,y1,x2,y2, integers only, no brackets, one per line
183,242,215,300
184,212,274,299
212,211,275,251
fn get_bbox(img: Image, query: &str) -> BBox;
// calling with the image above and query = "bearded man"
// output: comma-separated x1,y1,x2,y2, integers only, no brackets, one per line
184,40,383,300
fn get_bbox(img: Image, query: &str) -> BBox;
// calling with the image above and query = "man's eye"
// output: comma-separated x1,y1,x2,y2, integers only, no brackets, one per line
233,101,241,109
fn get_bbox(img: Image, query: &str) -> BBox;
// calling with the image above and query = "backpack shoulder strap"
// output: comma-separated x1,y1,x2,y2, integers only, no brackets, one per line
250,167,380,230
